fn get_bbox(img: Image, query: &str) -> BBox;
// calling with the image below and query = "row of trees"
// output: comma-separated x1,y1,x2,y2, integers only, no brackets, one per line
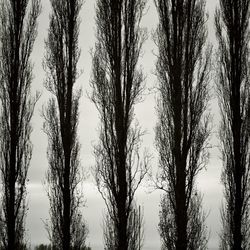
0,0,249,249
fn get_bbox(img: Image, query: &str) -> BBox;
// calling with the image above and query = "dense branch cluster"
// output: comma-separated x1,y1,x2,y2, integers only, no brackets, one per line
0,0,41,249
215,1,250,249
154,0,211,249
43,0,87,249
91,0,148,249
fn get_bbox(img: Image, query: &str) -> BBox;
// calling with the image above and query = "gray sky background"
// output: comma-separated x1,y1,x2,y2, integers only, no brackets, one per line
26,0,222,249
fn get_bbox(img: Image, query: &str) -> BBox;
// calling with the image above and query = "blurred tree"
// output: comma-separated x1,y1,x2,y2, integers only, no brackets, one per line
0,0,41,249
91,0,149,249
34,244,91,250
215,0,250,249
34,244,52,250
154,0,211,249
43,0,88,249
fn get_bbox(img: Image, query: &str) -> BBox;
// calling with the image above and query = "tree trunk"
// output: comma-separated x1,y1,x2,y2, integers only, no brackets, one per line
232,98,242,250
174,64,188,250
116,107,128,250
63,159,71,250
62,2,74,249
8,108,17,249
176,167,188,250
7,157,16,250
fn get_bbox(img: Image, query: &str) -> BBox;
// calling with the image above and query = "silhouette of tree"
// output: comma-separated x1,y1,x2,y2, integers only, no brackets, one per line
43,0,88,249
91,0,148,249
154,0,211,249
159,193,208,250
0,0,41,249
215,1,250,249
34,244,52,250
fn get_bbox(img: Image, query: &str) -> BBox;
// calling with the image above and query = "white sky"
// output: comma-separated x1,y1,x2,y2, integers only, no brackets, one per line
26,0,222,249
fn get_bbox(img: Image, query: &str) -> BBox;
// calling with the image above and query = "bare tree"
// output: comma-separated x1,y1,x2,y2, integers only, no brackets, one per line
215,1,250,249
91,0,148,249
154,0,211,249
0,0,41,249
43,0,88,249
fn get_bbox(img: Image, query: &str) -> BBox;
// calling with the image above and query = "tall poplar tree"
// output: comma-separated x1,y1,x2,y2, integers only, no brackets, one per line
0,0,41,249
154,0,211,249
43,0,87,249
91,0,148,249
215,1,250,249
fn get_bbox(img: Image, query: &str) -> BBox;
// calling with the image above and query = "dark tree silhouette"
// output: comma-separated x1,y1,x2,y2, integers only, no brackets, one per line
34,245,53,250
158,193,208,250
0,0,41,249
215,1,250,249
154,0,211,249
34,243,91,250
43,0,87,249
91,0,148,249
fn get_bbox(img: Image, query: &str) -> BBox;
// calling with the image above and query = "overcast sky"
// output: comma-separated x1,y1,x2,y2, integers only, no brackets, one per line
26,0,222,249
